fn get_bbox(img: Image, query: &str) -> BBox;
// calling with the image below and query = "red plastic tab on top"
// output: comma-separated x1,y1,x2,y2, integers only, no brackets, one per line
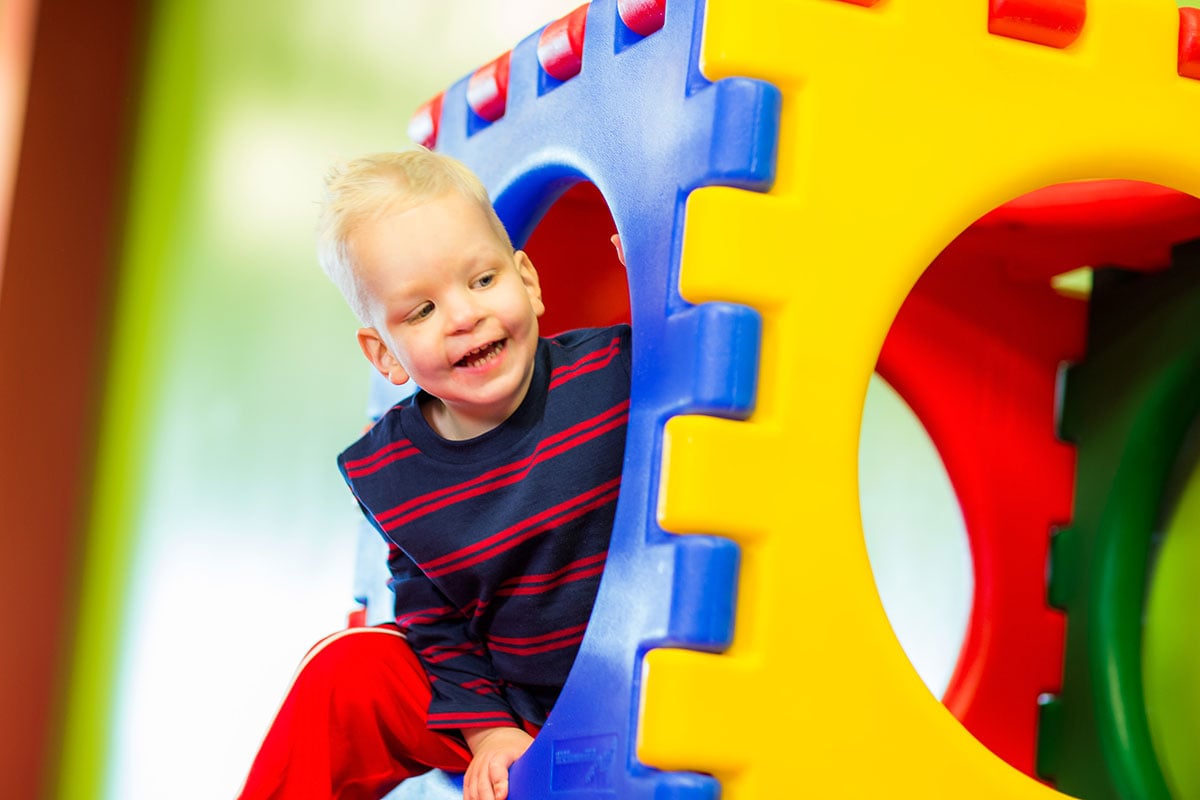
833,0,882,6
1180,7,1200,80
539,4,589,81
467,51,512,122
617,0,666,36
989,0,1086,49
407,92,444,148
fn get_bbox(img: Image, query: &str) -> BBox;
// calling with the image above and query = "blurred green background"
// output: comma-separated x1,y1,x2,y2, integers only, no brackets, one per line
58,2,595,797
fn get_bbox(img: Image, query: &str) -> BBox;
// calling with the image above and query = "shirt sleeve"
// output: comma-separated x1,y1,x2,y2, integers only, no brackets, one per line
386,542,522,732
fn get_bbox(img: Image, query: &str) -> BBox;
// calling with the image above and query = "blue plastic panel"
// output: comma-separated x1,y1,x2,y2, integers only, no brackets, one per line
425,0,780,797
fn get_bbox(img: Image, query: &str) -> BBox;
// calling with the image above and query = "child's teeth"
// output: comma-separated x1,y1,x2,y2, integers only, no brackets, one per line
462,342,501,367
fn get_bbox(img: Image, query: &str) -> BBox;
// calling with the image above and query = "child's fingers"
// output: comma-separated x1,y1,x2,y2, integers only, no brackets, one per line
464,760,491,800
488,758,511,800
610,233,625,266
465,755,509,800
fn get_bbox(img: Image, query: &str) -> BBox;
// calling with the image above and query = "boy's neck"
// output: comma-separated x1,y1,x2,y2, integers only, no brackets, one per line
420,397,500,441
419,383,532,442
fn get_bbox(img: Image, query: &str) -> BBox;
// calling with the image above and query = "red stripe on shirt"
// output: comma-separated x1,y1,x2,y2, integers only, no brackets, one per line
499,564,606,597
497,552,608,596
395,605,456,628
488,623,589,656
422,479,621,579
461,678,502,696
469,598,490,620
377,401,628,532
489,623,588,646
343,439,419,478
422,640,485,665
489,633,586,657
549,335,622,390
427,710,515,729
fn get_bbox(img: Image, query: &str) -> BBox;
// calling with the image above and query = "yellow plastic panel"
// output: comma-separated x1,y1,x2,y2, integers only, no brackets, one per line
640,0,1200,797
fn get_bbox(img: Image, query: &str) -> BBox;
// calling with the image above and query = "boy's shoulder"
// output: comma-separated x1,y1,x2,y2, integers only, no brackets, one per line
545,323,631,354
337,392,416,473
545,323,631,369
540,324,632,399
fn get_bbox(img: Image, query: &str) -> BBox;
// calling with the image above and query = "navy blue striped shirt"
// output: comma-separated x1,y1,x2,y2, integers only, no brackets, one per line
339,325,631,731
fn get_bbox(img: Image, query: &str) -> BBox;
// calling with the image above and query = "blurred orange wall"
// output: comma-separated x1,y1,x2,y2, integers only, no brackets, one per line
0,0,142,796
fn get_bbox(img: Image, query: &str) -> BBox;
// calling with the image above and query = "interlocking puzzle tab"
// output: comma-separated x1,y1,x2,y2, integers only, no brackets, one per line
401,0,1200,797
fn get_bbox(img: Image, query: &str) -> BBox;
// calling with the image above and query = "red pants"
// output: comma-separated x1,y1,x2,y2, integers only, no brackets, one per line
239,625,473,800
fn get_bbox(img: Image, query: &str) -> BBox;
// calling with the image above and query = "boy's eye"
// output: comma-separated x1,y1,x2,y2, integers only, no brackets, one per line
409,303,434,322
474,272,496,289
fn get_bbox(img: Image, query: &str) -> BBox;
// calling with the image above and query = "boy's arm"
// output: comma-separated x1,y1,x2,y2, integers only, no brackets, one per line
387,544,524,731
390,550,531,800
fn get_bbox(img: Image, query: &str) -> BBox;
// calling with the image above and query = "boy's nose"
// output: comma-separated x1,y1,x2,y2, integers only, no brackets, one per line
444,292,484,332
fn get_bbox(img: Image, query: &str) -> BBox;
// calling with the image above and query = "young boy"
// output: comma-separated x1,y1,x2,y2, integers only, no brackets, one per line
239,150,630,800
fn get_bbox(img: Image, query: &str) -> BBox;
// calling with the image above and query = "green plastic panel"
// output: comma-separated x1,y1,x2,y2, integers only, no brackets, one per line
1040,243,1200,800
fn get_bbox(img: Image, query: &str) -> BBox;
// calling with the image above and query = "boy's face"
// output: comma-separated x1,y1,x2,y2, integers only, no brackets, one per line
351,191,545,439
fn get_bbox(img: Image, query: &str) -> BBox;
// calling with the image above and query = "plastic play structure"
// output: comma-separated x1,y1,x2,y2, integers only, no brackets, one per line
359,0,1200,797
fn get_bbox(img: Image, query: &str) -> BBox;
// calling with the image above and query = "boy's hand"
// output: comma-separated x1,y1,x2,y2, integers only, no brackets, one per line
462,726,534,800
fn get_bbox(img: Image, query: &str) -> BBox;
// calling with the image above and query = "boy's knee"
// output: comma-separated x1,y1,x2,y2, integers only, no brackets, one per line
288,628,436,742
300,628,409,684
292,628,421,714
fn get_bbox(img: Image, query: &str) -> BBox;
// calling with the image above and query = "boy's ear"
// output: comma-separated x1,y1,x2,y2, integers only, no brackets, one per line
356,327,410,386
514,250,544,318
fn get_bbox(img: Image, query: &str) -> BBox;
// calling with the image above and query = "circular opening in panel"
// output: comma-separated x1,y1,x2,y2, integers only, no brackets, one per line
507,177,633,738
863,179,1200,786
859,375,971,700
520,181,631,334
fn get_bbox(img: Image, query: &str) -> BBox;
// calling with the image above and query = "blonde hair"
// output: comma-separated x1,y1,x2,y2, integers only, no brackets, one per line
316,149,513,324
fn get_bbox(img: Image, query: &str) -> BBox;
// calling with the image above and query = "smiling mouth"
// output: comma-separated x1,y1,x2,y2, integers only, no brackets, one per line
456,339,506,368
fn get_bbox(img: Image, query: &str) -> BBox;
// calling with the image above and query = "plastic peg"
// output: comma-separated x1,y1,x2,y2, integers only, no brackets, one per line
538,4,590,81
1180,6,1200,80
617,0,666,36
988,0,1086,49
407,92,444,149
467,51,512,123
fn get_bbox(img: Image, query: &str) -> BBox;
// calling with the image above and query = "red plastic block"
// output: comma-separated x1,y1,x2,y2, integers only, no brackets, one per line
1180,6,1200,80
989,0,1086,49
467,50,512,123
617,0,666,36
539,4,589,81
407,91,444,149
